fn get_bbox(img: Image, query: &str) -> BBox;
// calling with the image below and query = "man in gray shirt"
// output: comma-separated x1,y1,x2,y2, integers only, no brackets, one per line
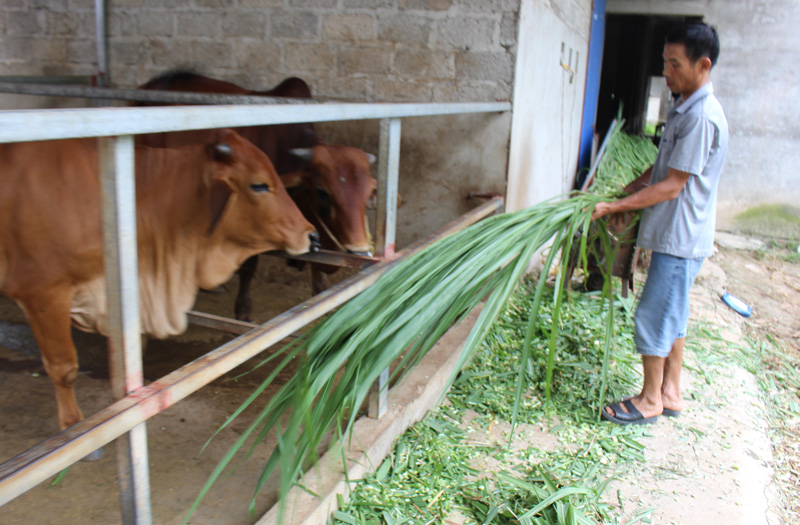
592,22,728,424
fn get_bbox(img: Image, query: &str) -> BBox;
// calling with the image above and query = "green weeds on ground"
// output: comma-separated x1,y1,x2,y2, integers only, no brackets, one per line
733,203,800,244
754,238,800,264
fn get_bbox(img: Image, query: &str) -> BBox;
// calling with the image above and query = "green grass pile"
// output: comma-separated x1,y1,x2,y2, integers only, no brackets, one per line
333,283,652,525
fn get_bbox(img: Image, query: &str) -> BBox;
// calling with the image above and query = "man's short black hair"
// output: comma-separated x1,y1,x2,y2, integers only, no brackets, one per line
666,22,720,67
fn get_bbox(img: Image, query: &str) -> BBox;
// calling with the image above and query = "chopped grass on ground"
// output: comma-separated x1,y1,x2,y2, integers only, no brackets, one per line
333,273,800,525
332,279,655,525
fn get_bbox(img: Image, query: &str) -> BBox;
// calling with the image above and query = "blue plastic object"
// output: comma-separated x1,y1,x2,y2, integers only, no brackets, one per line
721,292,753,317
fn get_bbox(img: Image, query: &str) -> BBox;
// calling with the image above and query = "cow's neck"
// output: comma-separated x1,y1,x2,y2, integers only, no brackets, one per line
71,237,202,340
195,240,253,291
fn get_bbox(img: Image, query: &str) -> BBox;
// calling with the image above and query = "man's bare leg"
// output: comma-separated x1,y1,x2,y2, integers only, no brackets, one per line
661,336,685,412
605,355,665,418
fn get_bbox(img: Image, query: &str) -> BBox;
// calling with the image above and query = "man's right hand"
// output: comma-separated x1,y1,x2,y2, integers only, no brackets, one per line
591,201,613,221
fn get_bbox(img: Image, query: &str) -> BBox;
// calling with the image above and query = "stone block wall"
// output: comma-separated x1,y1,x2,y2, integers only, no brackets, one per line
0,0,519,103
0,0,520,250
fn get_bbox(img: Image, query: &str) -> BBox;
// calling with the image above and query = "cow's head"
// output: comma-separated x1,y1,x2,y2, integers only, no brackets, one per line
284,145,377,256
205,130,317,258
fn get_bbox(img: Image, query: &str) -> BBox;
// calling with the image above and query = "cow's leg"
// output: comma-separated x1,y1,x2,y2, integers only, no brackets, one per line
18,290,84,431
235,255,258,322
311,265,330,296
19,289,105,460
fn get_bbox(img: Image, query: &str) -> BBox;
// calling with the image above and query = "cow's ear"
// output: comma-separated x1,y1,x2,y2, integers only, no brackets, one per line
280,171,306,189
207,177,233,236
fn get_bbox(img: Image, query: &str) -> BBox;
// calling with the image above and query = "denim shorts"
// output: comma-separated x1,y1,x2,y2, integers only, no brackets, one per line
634,252,704,358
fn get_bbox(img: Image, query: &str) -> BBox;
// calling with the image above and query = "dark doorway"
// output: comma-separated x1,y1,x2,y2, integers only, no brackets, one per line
595,14,702,141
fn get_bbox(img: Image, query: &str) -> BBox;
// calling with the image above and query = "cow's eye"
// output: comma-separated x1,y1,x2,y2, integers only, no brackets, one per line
250,183,271,193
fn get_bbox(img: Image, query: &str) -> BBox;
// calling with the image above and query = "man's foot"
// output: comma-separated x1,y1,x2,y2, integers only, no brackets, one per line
661,408,681,417
620,393,681,418
601,399,659,425
660,389,683,417
611,394,662,419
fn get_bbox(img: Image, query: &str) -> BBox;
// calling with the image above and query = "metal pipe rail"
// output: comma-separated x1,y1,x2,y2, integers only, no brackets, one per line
0,196,503,506
0,101,509,143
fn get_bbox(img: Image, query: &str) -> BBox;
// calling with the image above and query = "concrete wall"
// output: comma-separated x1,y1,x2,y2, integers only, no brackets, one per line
0,0,518,102
3,1,795,235
506,0,592,212
607,0,800,228
0,0,519,249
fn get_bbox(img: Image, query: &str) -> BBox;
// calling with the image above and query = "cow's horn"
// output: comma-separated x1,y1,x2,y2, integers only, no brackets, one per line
289,148,313,162
214,143,233,160
365,153,377,164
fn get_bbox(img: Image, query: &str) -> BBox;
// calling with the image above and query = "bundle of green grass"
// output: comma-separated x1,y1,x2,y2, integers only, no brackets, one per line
185,121,661,522
590,119,658,196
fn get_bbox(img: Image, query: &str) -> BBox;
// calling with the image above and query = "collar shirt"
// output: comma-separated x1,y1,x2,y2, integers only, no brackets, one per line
637,82,729,259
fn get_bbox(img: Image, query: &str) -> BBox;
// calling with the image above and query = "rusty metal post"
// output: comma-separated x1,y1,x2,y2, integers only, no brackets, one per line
370,118,401,419
99,136,152,525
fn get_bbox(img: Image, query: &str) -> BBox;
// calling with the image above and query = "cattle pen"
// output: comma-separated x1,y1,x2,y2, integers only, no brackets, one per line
0,95,509,524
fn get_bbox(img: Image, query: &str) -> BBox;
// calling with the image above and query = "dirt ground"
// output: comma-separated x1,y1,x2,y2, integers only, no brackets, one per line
603,231,800,524
1,231,799,524
0,255,358,525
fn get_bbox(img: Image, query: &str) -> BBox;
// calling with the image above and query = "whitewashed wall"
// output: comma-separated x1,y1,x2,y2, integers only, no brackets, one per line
506,0,592,212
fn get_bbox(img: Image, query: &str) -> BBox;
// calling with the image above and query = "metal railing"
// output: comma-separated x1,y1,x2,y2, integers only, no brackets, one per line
0,98,509,524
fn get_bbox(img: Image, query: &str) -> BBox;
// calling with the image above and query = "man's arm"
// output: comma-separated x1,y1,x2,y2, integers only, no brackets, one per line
592,167,691,221
622,166,653,194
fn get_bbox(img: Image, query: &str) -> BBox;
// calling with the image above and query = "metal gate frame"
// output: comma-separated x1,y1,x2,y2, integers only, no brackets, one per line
0,98,509,523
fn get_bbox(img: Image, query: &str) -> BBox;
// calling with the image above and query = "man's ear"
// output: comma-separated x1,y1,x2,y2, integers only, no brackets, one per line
699,56,713,73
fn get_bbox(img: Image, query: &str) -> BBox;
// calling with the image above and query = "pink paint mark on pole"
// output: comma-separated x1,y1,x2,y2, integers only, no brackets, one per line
130,381,175,420
126,370,144,392
382,243,397,260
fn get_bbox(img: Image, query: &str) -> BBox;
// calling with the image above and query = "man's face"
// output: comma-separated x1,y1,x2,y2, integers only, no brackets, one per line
662,42,708,97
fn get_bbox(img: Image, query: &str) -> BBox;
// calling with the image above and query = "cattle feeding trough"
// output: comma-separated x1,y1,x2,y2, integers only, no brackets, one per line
0,93,509,524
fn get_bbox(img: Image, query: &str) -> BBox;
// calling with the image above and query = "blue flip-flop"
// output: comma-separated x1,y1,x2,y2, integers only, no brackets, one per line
601,399,659,425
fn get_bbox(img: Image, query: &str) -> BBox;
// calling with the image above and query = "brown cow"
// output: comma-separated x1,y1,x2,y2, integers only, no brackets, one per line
137,71,378,319
0,130,316,433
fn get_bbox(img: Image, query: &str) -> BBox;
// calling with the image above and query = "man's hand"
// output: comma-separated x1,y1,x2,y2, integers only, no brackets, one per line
591,201,613,221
